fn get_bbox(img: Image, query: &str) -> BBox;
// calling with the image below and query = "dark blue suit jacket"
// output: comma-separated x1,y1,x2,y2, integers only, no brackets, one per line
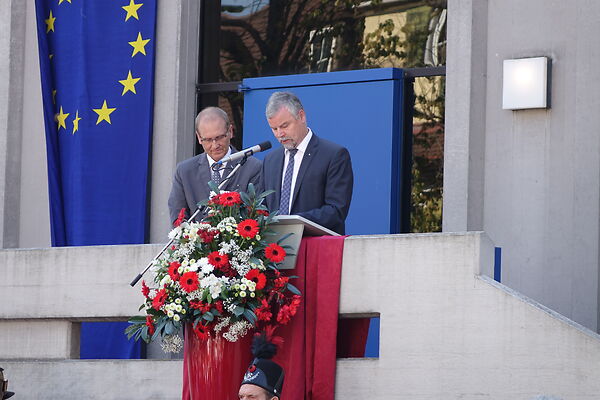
261,133,353,234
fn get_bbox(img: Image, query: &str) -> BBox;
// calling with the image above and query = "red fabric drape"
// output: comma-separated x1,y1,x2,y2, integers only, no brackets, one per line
182,235,367,399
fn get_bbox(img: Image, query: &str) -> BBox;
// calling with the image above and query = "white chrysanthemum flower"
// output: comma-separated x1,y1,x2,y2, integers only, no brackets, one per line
250,292,256,298
173,314,181,322
175,304,182,312
239,291,247,298
239,284,247,291
175,298,182,304
160,275,172,286
168,226,182,240
199,258,213,275
167,310,174,318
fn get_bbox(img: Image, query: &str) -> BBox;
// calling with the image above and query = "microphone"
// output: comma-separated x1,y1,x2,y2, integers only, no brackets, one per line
212,141,272,169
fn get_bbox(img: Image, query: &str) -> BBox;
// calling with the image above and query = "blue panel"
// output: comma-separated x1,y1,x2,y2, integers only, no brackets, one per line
494,247,502,282
364,317,380,358
242,68,404,235
242,68,403,90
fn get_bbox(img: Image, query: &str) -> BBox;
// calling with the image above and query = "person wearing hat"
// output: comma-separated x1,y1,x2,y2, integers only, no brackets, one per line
239,334,285,400
0,367,15,399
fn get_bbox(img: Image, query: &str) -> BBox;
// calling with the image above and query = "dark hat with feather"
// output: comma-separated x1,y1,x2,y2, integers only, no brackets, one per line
241,333,285,398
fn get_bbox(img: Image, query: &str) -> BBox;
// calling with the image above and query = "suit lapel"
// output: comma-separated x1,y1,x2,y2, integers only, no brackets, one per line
291,134,319,210
271,148,285,207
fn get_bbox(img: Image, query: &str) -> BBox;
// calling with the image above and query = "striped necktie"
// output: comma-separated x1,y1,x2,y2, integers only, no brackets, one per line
279,148,298,215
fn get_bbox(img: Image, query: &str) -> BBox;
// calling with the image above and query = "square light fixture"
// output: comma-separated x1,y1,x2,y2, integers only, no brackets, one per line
502,56,550,110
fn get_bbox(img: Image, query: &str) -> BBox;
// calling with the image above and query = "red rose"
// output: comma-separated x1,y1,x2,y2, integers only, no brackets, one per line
168,261,181,281
152,288,168,311
214,300,224,314
245,269,267,291
146,315,155,335
199,229,218,243
179,272,199,293
237,219,260,238
219,192,242,206
208,251,229,268
256,209,270,217
265,243,286,263
141,280,150,298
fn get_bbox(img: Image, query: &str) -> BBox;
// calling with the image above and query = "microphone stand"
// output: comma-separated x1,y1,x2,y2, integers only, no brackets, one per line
129,156,248,287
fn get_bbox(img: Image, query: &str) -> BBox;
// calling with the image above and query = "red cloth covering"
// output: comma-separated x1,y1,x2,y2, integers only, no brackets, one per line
182,235,367,399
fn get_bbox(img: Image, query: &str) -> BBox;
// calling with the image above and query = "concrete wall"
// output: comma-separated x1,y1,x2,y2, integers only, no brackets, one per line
2,233,600,399
0,1,199,249
444,0,600,332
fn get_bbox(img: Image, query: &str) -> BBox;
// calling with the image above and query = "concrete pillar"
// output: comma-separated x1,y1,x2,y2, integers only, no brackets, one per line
148,0,201,243
443,0,489,232
0,1,27,249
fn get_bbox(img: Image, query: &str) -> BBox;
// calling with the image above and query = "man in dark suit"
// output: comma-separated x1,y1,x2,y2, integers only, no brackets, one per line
260,92,353,234
168,107,262,224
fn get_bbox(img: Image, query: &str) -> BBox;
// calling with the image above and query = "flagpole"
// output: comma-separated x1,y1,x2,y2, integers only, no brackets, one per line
129,157,248,287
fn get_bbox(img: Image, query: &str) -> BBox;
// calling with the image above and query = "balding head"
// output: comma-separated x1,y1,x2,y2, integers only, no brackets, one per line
195,107,233,161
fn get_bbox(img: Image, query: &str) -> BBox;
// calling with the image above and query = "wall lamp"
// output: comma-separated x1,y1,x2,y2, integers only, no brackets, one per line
502,56,551,110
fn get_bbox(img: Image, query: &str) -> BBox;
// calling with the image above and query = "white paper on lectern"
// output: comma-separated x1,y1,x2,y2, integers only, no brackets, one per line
265,215,339,269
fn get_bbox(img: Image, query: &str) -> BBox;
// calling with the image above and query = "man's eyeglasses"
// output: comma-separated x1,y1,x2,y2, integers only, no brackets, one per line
199,133,229,145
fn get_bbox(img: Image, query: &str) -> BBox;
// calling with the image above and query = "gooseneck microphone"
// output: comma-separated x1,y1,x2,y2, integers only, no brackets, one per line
212,141,272,170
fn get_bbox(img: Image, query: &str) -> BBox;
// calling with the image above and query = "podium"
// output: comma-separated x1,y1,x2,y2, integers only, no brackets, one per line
266,215,340,269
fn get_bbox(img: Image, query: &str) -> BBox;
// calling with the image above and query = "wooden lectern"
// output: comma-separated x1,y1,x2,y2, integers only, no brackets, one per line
266,215,340,270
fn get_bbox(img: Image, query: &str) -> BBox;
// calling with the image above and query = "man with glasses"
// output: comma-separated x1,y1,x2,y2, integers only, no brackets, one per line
168,106,262,224
261,91,353,234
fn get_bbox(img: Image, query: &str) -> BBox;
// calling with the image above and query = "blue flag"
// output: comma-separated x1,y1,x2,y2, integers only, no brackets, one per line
35,0,156,246
35,0,157,359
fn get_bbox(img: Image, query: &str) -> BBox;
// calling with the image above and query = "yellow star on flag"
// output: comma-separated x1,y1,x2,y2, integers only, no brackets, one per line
45,10,56,33
128,32,150,57
122,0,143,21
119,70,141,95
58,0,72,4
72,110,81,134
56,106,69,131
93,100,116,125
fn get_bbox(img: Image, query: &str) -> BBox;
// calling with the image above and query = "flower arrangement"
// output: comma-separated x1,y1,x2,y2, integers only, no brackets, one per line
126,184,301,351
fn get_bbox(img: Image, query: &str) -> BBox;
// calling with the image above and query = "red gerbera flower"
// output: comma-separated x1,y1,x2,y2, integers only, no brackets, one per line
265,243,286,263
219,191,242,206
179,271,199,293
152,288,168,311
245,269,267,291
146,315,155,336
168,261,181,281
208,251,229,268
237,219,259,238
141,280,150,298
193,322,210,340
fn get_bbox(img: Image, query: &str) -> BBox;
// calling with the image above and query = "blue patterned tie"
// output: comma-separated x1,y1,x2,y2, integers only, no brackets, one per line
279,149,297,215
211,165,221,185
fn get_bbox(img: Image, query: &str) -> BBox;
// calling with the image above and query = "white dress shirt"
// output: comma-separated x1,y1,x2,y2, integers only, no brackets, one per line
207,147,232,180
280,129,313,212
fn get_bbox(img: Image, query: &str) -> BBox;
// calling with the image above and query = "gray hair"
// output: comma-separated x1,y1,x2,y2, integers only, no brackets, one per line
265,91,304,119
195,106,230,131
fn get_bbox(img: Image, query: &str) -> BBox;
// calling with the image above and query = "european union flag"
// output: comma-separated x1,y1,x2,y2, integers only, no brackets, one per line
35,0,157,359
35,0,156,246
